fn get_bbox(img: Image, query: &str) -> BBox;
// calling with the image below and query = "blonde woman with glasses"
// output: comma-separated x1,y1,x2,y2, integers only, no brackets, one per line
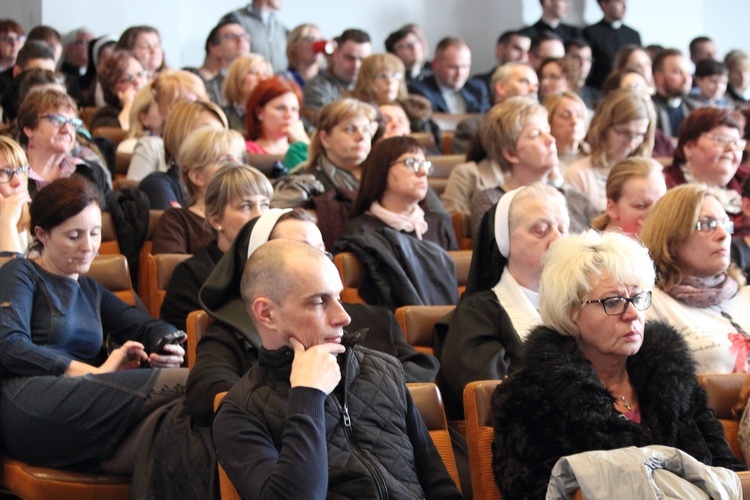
0,136,30,254
564,87,655,211
641,184,750,374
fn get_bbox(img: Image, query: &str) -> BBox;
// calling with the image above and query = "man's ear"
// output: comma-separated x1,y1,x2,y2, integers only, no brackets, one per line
252,297,276,330
494,80,506,103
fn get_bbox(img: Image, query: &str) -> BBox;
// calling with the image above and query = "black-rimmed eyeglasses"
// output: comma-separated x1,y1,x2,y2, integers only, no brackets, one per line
0,165,30,184
583,290,652,316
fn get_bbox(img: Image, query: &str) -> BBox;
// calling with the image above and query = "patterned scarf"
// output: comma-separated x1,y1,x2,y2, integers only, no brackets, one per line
666,273,739,308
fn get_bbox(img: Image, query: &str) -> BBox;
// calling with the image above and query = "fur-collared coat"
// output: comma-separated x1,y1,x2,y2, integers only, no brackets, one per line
491,320,746,499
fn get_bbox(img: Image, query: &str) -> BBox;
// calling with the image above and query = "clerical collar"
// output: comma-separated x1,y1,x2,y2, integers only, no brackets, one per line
541,17,560,28
666,97,683,108
609,20,623,29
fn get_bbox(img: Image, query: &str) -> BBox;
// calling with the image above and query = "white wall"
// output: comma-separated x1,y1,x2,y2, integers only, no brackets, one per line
10,0,749,74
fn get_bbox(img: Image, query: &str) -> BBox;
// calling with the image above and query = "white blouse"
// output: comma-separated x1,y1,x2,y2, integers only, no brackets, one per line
647,286,750,374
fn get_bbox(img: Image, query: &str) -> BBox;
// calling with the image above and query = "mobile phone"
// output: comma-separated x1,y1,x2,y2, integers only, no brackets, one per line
152,331,187,354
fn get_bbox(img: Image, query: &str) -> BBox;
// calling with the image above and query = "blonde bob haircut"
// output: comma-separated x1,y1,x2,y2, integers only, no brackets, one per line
308,98,378,168
128,85,157,139
480,96,548,173
639,184,745,291
544,91,590,153
544,90,589,128
586,87,655,169
152,69,208,119
351,53,407,104
591,157,663,231
286,24,319,69
0,136,30,231
223,54,273,107
205,163,273,223
177,127,246,202
539,230,656,337
162,100,228,164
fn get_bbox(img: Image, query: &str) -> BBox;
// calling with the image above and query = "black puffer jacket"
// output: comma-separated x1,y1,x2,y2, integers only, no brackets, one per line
492,320,747,499
215,338,461,499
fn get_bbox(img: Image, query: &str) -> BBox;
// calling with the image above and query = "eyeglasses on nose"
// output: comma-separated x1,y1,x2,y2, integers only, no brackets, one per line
0,35,25,44
391,158,433,175
222,33,251,42
375,72,403,81
584,290,652,316
119,70,149,84
611,127,646,142
0,165,30,183
695,217,734,234
702,133,747,151
40,114,83,130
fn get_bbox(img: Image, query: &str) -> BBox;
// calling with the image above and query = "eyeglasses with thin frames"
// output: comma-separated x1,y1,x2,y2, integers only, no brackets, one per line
0,165,30,184
221,32,250,42
40,114,84,130
390,157,433,175
695,217,734,234
702,133,747,151
611,127,646,143
0,35,25,44
374,72,403,81
119,70,148,85
583,290,652,316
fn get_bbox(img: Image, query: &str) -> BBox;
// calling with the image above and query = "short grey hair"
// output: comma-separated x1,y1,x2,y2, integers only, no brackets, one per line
490,62,529,100
538,230,655,336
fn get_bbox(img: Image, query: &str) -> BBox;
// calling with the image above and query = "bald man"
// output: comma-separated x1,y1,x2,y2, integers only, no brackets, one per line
213,240,461,499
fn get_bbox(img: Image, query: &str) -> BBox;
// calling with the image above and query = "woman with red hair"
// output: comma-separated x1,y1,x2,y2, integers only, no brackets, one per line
244,76,310,170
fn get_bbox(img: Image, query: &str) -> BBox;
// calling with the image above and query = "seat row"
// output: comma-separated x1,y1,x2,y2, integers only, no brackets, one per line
1,251,750,499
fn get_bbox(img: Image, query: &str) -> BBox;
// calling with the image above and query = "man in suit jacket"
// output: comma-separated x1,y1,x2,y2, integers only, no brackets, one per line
584,0,642,89
407,37,489,114
520,0,583,43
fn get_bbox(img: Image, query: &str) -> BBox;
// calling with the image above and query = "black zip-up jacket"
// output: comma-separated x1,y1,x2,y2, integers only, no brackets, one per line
213,335,462,499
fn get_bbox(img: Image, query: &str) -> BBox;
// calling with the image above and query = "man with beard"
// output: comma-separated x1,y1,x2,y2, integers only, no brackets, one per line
652,49,696,139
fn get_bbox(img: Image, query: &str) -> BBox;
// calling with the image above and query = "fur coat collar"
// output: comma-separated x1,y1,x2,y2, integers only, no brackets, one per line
491,320,745,499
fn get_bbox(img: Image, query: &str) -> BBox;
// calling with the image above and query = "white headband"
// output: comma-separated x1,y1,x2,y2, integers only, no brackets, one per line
246,208,292,259
493,187,524,258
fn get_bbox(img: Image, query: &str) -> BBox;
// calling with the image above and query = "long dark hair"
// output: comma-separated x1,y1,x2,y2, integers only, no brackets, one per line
353,135,423,216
